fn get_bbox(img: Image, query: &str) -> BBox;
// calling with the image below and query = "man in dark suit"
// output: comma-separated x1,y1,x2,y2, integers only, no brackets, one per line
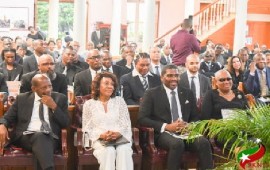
179,54,211,109
160,44,173,65
199,50,221,78
23,39,46,74
138,64,213,170
0,74,69,170
54,46,82,85
20,54,68,96
74,49,102,96
91,22,106,49
244,53,270,98
120,53,161,105
116,45,135,73
149,46,164,76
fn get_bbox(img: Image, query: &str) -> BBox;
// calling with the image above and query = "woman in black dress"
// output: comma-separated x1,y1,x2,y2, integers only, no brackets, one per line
201,69,248,120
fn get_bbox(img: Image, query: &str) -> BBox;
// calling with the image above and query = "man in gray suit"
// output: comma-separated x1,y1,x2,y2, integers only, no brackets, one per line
91,22,106,49
179,54,211,111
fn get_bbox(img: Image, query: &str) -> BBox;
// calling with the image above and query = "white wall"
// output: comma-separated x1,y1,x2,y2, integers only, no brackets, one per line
0,0,34,39
88,0,127,40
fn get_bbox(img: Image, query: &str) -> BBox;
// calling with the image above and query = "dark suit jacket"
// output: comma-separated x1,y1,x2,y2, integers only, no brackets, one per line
20,70,68,96
91,30,106,48
244,68,270,97
23,54,38,74
54,62,83,85
160,54,172,65
199,61,221,78
179,72,211,100
120,72,161,105
0,72,9,100
102,65,125,82
0,62,23,81
116,59,133,73
0,92,70,142
138,85,198,139
74,69,92,96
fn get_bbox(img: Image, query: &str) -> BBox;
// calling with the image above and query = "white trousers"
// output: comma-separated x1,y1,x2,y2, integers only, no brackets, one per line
93,142,133,170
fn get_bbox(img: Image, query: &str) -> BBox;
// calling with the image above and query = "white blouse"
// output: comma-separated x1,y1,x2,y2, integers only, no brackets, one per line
82,96,132,144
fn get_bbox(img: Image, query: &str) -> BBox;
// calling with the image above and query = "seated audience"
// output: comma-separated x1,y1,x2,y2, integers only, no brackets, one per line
74,49,102,96
0,48,23,81
0,74,69,170
244,53,270,98
202,70,248,120
82,72,133,170
20,54,68,96
199,50,221,78
138,64,214,170
120,53,161,105
227,56,244,90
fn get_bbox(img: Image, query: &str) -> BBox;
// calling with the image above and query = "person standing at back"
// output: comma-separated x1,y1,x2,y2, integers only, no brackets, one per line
170,19,200,74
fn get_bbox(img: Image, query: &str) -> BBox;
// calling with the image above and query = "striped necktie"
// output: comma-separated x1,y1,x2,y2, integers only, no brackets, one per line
142,76,149,90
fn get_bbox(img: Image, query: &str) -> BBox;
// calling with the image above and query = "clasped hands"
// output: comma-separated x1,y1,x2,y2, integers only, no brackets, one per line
165,119,189,133
99,131,122,142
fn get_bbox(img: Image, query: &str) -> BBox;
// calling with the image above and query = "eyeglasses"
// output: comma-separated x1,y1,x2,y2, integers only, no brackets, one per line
41,62,55,66
218,77,232,82
88,55,101,60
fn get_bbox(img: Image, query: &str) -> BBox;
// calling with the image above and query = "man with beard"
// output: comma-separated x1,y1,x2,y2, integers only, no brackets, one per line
54,46,83,85
20,54,68,96
74,49,102,96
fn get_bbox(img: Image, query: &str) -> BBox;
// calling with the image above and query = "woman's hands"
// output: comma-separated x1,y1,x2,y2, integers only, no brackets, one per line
99,131,122,142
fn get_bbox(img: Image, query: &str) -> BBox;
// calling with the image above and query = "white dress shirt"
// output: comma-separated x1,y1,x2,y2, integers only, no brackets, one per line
27,93,50,132
160,85,182,132
187,71,200,100
132,68,153,85
90,68,102,79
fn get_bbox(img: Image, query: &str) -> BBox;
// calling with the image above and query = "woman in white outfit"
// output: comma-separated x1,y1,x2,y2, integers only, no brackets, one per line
82,72,133,170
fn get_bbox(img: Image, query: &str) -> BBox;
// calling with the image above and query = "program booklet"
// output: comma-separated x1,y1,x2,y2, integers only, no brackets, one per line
100,136,130,146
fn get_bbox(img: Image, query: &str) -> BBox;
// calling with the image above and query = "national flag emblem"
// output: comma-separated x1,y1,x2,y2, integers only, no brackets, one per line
237,144,266,169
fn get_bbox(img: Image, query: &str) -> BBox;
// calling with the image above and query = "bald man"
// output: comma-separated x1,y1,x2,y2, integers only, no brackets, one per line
20,54,68,96
179,54,211,108
0,74,69,170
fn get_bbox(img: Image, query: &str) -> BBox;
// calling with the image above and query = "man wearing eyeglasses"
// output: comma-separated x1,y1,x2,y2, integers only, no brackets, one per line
74,49,102,96
20,54,68,96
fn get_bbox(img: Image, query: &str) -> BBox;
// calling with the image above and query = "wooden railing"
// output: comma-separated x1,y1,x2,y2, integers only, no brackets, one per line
154,0,236,43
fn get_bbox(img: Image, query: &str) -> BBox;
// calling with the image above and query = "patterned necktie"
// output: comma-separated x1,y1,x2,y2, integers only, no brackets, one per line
155,66,160,76
39,101,58,139
171,91,179,121
167,56,170,64
191,76,196,99
259,70,268,97
142,76,149,90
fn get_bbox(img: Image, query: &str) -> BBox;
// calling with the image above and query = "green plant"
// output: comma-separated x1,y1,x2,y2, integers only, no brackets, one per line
187,105,270,168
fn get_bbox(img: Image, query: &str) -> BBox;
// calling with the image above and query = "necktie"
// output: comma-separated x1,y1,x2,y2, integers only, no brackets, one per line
142,76,149,90
39,101,58,139
106,68,110,72
190,76,196,99
167,56,170,64
155,66,160,76
171,91,179,121
259,70,268,97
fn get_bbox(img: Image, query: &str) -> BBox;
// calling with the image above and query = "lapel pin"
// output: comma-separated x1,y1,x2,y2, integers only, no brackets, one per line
185,100,189,104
